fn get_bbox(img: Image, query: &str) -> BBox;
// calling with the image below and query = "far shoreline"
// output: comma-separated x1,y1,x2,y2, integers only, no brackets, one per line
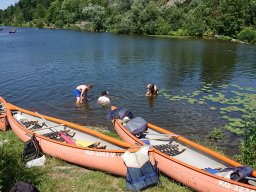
1,24,251,45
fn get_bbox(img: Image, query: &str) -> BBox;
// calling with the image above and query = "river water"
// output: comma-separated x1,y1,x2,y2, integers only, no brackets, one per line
1,27,256,156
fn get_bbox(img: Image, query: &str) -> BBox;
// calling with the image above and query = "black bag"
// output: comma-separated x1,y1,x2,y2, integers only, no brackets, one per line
230,166,253,181
9,181,39,192
22,134,42,162
217,166,253,182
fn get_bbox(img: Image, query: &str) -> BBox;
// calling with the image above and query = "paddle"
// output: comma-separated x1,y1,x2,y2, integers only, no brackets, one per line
248,179,256,186
34,111,76,145
33,124,64,131
246,176,256,181
143,133,179,138
142,137,176,143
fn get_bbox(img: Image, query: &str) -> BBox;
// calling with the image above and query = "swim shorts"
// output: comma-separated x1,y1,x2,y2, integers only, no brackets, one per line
74,89,81,97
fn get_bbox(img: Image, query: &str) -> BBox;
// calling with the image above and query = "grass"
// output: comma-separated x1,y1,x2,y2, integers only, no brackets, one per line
0,130,193,192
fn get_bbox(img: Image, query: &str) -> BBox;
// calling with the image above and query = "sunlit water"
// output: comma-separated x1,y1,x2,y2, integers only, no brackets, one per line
1,27,256,156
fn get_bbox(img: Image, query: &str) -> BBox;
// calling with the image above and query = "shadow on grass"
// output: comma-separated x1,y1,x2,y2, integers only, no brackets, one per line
0,130,46,191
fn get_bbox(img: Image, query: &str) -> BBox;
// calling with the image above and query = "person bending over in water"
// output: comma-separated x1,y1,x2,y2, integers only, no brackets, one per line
74,84,93,104
146,84,158,96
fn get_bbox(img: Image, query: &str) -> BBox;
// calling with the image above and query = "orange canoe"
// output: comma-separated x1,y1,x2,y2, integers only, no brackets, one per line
0,99,7,131
0,96,146,177
111,106,256,192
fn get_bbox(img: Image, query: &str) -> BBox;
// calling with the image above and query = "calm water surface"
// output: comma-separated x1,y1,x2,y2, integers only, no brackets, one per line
1,27,256,156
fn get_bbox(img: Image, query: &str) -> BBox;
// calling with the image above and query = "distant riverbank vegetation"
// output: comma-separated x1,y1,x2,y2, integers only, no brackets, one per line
0,0,256,44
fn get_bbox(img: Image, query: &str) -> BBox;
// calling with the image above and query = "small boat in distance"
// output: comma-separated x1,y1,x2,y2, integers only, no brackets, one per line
9,28,16,33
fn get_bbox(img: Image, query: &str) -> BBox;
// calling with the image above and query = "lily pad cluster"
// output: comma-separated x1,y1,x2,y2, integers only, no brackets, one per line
159,83,256,135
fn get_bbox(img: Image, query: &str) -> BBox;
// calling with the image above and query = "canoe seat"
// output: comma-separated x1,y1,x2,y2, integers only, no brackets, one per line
42,130,75,142
21,120,46,130
153,142,186,156
0,103,5,112
43,132,65,142
13,113,45,130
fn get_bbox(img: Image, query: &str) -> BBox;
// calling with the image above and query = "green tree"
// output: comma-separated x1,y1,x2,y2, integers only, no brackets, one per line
35,19,44,28
114,13,135,34
139,1,160,34
82,4,106,31
33,4,47,20
47,0,63,24
61,0,81,23
237,27,256,44
129,0,145,34
161,5,185,31
215,0,251,36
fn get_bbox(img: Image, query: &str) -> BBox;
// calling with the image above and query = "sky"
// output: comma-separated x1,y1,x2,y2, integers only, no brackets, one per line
0,0,19,10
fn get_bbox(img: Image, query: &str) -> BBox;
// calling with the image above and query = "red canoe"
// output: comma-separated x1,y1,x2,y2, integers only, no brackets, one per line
111,106,256,192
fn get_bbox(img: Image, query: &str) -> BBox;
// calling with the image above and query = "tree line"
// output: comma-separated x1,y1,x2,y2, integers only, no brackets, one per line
0,0,256,43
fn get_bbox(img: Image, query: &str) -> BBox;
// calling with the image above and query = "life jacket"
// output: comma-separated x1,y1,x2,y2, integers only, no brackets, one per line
126,160,160,191
122,146,160,191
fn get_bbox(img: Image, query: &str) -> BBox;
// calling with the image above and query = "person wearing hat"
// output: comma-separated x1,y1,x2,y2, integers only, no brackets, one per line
97,91,110,105
146,84,158,96
74,84,93,104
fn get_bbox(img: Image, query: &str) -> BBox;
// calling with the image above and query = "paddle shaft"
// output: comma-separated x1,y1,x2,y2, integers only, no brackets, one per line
143,137,172,141
34,124,64,131
35,112,56,132
246,176,256,181
144,133,178,137
34,112,75,144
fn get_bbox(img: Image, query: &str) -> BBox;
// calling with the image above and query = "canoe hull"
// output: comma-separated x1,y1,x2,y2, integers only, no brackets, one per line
0,115,7,131
1,97,130,177
0,102,7,131
113,118,256,192
9,119,126,176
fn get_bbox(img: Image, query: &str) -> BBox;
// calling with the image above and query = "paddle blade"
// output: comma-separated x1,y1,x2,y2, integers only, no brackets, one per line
76,140,94,147
59,132,76,145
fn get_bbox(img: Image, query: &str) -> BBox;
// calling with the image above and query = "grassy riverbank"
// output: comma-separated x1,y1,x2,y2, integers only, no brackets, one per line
0,129,193,192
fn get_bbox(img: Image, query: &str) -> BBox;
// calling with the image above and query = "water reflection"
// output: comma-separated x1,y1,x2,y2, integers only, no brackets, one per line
147,96,157,108
200,40,238,85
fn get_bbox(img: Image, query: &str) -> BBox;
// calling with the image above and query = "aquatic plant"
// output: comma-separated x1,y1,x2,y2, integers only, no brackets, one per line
207,128,224,141
160,83,256,135
236,118,256,169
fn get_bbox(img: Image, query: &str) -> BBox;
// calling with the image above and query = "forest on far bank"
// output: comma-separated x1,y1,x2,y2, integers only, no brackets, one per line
1,0,256,43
